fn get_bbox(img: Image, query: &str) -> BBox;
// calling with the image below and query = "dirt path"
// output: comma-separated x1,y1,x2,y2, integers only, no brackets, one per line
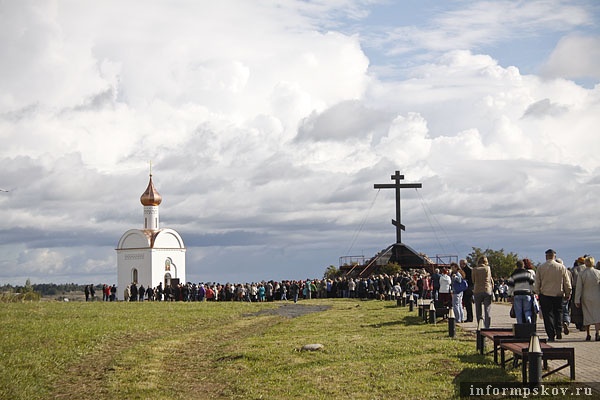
52,302,331,399
244,302,332,318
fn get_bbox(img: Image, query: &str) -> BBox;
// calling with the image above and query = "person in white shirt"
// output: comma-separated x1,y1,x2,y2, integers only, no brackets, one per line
438,268,452,308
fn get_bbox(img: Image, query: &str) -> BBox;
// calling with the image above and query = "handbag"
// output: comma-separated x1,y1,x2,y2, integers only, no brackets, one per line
532,296,540,314
509,304,516,318
453,277,468,294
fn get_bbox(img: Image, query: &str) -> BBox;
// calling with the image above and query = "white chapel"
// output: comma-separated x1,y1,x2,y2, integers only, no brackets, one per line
116,172,186,300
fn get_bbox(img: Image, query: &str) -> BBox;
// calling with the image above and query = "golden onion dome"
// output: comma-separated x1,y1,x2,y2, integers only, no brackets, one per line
140,174,162,206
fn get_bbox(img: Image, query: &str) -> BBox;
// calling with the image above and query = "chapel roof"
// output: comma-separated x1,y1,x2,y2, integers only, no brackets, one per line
140,174,162,206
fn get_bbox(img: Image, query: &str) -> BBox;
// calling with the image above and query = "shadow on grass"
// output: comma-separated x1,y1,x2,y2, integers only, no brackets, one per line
402,314,428,326
362,313,428,328
363,320,405,328
454,365,515,382
361,313,426,328
453,368,518,398
457,353,495,365
453,356,520,398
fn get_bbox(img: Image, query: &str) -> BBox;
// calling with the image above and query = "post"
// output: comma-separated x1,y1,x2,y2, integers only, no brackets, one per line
528,333,543,386
476,319,485,354
428,301,436,324
418,299,423,317
448,308,456,337
401,292,407,307
409,296,414,312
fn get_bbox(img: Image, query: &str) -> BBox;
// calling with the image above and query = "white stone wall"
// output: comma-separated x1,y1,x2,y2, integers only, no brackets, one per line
116,248,151,301
116,228,186,300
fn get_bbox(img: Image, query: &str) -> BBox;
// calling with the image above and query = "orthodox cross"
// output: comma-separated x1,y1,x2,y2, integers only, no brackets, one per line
374,171,422,244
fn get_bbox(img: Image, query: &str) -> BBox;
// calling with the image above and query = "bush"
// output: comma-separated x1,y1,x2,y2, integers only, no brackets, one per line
0,291,41,303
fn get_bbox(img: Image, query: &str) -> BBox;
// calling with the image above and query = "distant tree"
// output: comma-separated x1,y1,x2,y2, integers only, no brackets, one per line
0,279,41,302
466,247,519,279
379,262,401,276
323,265,343,280
1,283,86,297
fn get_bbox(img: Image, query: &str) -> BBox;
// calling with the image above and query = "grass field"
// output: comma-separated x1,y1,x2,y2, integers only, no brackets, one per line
0,298,580,399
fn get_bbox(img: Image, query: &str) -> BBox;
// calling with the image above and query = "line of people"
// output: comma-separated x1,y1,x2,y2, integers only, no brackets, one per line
528,250,600,342
398,250,600,344
484,249,600,342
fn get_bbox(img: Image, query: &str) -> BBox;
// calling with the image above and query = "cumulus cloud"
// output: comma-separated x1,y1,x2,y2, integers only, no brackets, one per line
540,34,600,80
296,100,392,141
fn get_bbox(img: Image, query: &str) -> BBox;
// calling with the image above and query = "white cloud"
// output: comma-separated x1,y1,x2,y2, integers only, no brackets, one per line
376,0,592,56
541,34,600,80
376,113,432,164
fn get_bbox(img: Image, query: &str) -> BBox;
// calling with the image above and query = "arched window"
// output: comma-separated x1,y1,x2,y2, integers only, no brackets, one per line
132,268,138,284
164,273,171,288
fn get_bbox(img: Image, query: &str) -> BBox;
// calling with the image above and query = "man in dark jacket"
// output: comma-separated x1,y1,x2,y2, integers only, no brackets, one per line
461,259,474,322
130,283,138,301
431,269,441,301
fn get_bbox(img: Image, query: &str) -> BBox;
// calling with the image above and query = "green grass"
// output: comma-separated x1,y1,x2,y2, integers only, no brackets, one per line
0,299,588,399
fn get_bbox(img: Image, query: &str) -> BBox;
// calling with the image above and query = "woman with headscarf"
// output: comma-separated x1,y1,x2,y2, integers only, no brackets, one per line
570,257,587,331
574,256,600,341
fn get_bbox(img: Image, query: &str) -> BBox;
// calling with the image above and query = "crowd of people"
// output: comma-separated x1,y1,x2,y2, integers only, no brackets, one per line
90,249,600,342
470,249,600,343
118,276,407,303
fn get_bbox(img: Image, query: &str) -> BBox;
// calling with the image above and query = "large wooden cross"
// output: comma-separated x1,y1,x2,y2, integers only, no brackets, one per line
374,171,422,244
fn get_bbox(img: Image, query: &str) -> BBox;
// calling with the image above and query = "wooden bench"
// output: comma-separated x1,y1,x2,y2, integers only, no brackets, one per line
418,301,448,322
495,337,547,366
478,324,537,359
499,340,575,383
433,300,449,319
478,328,514,357
418,301,429,318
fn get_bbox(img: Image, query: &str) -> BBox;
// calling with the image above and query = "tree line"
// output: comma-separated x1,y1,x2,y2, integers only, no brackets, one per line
0,281,91,296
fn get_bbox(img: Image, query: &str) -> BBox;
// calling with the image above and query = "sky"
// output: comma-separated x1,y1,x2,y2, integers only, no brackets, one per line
1,0,599,286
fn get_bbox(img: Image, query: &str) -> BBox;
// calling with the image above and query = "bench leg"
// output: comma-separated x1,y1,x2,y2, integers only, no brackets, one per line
494,343,498,364
522,356,528,384
570,355,575,380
